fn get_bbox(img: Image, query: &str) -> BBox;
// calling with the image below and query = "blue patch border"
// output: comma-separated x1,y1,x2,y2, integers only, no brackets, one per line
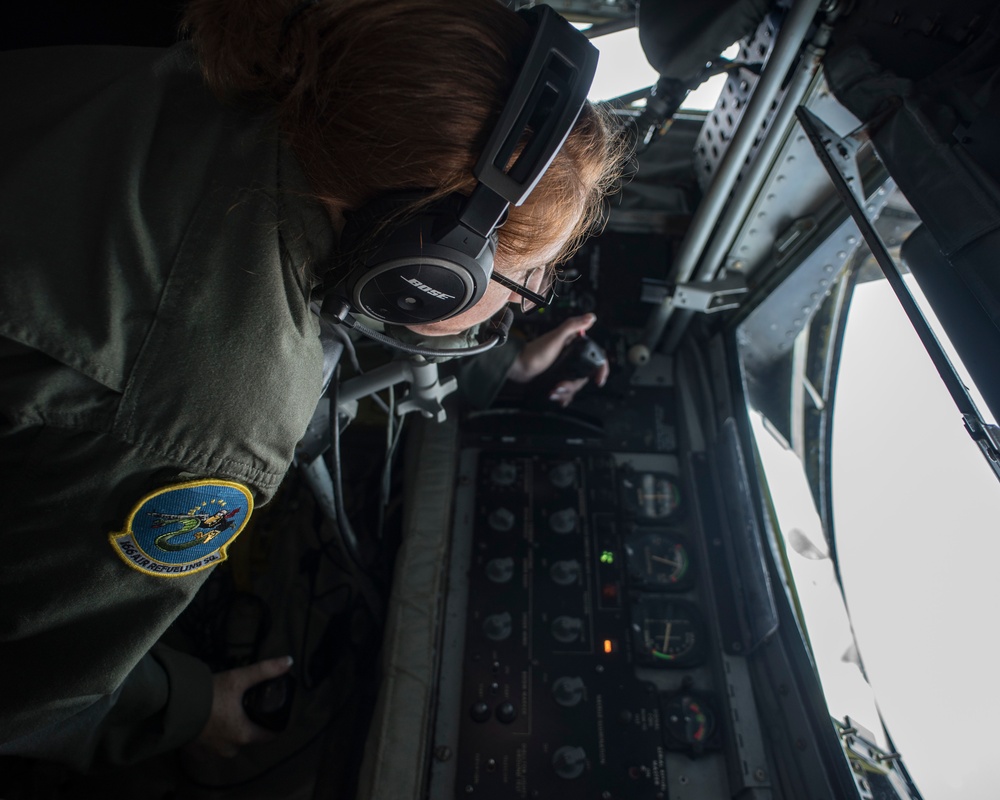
109,479,254,578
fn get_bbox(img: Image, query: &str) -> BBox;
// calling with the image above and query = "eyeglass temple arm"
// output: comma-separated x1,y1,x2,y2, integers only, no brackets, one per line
489,271,551,309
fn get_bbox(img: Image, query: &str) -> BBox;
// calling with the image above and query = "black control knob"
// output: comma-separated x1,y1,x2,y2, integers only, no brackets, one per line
552,676,586,708
550,559,581,586
486,557,515,584
241,673,295,732
470,701,491,723
488,507,516,532
490,461,517,487
551,615,583,644
530,333,606,405
495,701,517,724
548,507,578,534
483,612,513,641
548,462,577,489
551,745,587,779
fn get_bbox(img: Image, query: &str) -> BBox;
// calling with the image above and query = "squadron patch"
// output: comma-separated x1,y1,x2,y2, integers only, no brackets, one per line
109,480,254,578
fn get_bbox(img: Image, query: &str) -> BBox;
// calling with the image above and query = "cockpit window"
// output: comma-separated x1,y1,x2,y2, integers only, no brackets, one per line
737,176,1000,798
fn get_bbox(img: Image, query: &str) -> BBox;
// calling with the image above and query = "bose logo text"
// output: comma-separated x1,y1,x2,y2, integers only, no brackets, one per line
403,277,455,300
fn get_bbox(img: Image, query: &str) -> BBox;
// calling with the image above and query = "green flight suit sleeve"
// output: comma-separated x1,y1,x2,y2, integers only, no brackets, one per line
0,342,220,768
1,645,212,770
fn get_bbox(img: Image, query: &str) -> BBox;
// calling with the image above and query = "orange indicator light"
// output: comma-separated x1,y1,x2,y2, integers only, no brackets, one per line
604,639,613,654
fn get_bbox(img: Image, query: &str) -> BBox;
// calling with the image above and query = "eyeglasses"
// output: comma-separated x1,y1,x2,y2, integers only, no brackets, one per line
490,267,555,313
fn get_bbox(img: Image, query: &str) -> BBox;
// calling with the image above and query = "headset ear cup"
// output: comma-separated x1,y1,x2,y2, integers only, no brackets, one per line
335,192,494,325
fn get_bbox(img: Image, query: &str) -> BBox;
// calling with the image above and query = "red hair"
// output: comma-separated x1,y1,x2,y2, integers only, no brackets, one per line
183,0,622,276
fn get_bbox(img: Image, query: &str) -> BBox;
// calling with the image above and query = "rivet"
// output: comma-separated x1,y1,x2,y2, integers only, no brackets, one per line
434,746,453,762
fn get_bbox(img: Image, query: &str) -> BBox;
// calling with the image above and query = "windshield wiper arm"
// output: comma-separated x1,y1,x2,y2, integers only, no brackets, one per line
797,106,1000,483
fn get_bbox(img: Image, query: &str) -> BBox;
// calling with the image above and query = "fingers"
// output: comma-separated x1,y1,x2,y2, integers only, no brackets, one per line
595,360,610,388
549,377,589,408
508,314,601,384
237,655,294,691
554,313,596,345
190,656,294,758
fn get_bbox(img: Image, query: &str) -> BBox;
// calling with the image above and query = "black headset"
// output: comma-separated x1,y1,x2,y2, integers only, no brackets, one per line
321,5,597,353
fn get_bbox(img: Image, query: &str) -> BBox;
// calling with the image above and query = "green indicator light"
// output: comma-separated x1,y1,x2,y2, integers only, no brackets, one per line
600,551,615,565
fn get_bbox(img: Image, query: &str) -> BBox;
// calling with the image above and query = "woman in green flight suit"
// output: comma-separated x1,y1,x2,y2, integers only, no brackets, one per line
0,0,619,769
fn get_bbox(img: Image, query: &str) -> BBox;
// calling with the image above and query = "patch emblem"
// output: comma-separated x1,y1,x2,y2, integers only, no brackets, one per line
109,480,254,577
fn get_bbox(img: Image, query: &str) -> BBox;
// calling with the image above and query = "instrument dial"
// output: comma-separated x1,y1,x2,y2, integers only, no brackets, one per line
662,692,721,753
620,471,682,521
630,597,707,668
624,530,693,591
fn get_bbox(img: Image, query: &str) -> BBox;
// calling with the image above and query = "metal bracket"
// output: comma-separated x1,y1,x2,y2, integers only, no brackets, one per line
964,417,1000,480
799,107,868,205
672,273,748,313
338,358,458,424
397,367,459,423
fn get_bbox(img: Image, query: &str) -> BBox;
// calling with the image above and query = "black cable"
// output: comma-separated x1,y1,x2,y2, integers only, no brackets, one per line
309,406,391,605
322,297,513,358
327,366,364,572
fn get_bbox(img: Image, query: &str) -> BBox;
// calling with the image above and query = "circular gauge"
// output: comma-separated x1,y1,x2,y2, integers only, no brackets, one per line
548,461,578,489
620,471,682,521
487,507,516,532
662,692,720,754
630,597,707,668
663,693,716,747
488,461,518,487
624,530,694,591
548,507,578,534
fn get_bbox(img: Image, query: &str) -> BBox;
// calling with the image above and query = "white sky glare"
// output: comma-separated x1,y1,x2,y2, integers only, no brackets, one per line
831,277,1000,799
749,275,1000,799
586,27,733,110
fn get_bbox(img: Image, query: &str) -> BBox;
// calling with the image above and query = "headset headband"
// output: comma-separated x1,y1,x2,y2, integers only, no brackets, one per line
452,5,599,241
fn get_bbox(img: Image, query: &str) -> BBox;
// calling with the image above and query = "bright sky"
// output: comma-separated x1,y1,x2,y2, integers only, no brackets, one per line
830,276,1000,799
750,410,887,746
751,274,1000,798
587,27,733,110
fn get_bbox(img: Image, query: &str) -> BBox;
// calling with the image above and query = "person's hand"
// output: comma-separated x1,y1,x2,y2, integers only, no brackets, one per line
189,655,294,758
506,313,610,408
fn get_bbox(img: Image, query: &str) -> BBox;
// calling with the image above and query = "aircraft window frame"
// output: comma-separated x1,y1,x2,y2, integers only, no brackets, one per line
729,102,1000,800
